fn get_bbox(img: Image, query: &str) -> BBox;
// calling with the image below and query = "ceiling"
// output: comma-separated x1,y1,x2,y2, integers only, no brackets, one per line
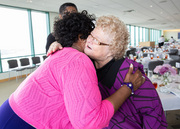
1,0,180,30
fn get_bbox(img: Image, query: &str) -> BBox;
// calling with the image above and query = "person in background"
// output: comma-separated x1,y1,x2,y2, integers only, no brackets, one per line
169,36,175,43
0,11,144,129
45,2,78,53
158,35,165,48
48,15,168,129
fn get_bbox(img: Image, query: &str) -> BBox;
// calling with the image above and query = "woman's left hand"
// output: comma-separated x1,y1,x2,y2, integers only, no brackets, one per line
124,64,145,91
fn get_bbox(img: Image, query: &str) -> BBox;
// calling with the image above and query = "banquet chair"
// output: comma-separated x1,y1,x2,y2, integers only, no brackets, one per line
126,49,136,58
32,56,41,67
169,60,180,74
7,59,26,81
148,60,164,76
143,53,148,57
130,47,136,52
43,55,47,60
169,55,180,60
19,58,36,76
169,49,178,55
141,47,148,51
169,60,179,67
126,50,131,57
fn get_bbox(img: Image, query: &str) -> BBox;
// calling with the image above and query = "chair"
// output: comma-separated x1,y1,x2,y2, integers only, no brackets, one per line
32,57,41,67
7,59,26,81
169,60,180,74
148,60,164,76
148,60,164,71
168,60,179,67
141,47,149,51
43,55,47,60
169,55,180,60
19,58,36,76
126,49,136,57
126,50,131,57
143,53,148,57
130,47,136,52
169,49,178,55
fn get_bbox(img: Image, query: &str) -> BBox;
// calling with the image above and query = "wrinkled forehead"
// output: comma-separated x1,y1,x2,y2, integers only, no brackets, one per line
92,26,113,44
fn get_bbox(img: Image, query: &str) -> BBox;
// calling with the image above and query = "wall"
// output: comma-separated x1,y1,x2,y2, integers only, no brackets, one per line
49,12,59,32
163,29,180,41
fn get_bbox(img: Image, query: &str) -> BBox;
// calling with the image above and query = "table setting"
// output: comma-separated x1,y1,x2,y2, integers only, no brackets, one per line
148,64,180,111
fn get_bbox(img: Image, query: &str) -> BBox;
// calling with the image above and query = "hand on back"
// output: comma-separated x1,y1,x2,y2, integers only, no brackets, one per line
47,41,63,56
124,64,145,91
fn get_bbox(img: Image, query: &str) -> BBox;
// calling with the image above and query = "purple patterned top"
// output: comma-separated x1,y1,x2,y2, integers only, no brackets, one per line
98,58,168,129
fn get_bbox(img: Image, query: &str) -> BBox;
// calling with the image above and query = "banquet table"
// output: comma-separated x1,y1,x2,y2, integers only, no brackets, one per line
152,75,180,111
137,57,173,69
157,87,180,111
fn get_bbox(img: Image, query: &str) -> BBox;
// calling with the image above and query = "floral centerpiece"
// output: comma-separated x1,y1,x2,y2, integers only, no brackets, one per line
154,64,177,86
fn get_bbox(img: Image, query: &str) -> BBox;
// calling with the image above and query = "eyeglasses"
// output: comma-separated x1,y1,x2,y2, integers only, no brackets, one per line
89,34,110,46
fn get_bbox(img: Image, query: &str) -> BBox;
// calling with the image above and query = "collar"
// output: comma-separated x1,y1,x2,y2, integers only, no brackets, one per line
96,58,125,89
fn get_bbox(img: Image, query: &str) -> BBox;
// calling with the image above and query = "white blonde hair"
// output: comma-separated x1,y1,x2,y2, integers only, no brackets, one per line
96,15,129,60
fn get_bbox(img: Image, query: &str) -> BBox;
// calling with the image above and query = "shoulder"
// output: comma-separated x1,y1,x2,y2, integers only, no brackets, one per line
53,48,93,65
118,58,144,74
47,33,55,40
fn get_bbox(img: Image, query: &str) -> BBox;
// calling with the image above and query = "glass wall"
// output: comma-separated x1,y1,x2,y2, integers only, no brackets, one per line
31,11,49,55
126,25,161,46
0,7,31,58
0,5,162,73
150,29,161,45
0,5,49,72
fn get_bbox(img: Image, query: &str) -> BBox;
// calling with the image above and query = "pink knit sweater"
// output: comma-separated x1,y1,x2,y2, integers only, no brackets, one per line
9,48,114,129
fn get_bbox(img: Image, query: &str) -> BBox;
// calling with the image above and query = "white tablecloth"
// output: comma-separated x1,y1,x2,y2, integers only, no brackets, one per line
157,88,180,111
153,76,180,111
137,57,172,69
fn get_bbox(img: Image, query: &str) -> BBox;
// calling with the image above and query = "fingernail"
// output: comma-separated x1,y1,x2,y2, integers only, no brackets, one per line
130,64,133,67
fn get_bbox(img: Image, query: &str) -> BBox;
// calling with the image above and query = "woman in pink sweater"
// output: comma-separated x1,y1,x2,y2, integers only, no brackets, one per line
0,11,143,129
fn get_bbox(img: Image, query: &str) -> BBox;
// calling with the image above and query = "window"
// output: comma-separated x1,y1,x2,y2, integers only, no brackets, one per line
142,28,146,42
130,26,134,46
140,27,143,42
0,6,31,58
0,6,49,72
135,27,139,46
31,11,48,54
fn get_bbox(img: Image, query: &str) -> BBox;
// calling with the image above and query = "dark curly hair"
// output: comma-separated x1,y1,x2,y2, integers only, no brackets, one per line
53,10,95,47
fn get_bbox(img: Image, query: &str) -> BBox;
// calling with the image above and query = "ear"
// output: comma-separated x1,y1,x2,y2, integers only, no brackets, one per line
59,14,63,19
79,37,86,44
82,39,87,43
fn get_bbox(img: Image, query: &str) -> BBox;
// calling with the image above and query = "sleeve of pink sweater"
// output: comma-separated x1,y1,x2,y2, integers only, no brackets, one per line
62,54,114,129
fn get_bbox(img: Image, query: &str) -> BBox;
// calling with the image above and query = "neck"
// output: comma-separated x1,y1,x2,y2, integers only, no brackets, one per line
72,44,83,52
94,57,113,69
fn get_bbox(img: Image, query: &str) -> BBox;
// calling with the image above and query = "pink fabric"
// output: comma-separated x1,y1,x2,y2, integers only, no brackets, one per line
9,48,114,129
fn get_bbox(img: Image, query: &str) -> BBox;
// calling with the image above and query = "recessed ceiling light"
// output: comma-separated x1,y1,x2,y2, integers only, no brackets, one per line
159,0,167,3
150,5,153,7
123,9,135,13
148,18,156,21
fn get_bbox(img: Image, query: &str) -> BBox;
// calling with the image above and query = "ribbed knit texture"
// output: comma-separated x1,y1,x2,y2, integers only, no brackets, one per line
9,48,114,129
